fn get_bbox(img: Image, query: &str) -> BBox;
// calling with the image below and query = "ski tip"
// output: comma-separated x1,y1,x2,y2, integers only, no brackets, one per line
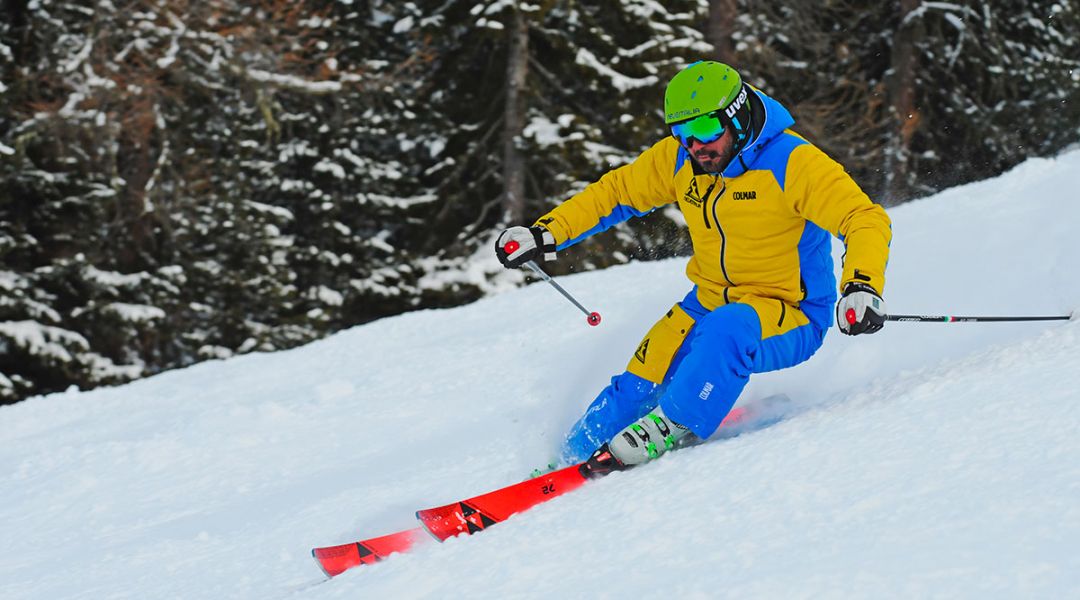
310,548,327,577
415,506,461,542
311,543,358,578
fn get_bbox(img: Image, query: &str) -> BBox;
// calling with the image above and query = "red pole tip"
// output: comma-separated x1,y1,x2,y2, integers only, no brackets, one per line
504,240,520,254
845,308,857,325
587,312,602,326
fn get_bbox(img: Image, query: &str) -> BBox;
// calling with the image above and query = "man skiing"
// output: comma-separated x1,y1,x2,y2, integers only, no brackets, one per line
495,61,891,469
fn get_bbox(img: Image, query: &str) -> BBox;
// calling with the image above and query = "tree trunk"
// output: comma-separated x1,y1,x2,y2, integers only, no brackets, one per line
501,6,529,224
706,0,737,63
884,0,921,205
115,94,160,271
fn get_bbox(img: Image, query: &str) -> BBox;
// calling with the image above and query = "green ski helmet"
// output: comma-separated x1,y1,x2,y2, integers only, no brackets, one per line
664,61,754,152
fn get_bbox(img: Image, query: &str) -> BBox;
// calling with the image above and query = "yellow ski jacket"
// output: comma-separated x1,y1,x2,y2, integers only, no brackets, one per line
534,89,891,328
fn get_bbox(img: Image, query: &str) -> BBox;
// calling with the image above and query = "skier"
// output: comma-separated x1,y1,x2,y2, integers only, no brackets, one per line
495,61,891,469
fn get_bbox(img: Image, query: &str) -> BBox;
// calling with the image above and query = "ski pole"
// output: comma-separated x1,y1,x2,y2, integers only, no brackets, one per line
503,240,602,327
884,313,1073,323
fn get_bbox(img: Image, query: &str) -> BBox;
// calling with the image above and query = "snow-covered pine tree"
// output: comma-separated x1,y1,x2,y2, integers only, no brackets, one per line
252,0,448,326
0,0,177,400
724,2,894,201
0,0,432,401
404,0,709,297
889,0,1080,198
730,1,1080,203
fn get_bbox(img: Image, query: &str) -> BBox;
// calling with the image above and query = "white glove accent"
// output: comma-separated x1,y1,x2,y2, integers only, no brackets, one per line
836,283,886,335
495,226,556,268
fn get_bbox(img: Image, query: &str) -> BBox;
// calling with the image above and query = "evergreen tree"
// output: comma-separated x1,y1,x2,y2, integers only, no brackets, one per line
412,0,709,291
893,0,1080,198
0,0,170,399
0,0,429,401
727,2,894,200
729,0,1080,203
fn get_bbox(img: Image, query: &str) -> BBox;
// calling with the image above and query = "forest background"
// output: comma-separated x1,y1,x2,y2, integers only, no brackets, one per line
1,0,1078,403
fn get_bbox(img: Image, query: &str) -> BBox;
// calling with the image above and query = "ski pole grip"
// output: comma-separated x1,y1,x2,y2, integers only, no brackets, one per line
845,308,857,325
504,240,520,254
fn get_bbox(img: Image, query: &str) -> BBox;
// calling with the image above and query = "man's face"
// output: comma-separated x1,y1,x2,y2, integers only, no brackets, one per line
682,128,736,174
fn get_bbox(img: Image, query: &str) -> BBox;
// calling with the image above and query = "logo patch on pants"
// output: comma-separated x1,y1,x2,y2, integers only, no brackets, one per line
698,382,714,400
626,303,696,384
634,339,650,364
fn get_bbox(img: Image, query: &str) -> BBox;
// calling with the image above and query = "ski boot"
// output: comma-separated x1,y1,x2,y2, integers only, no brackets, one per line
609,405,692,466
528,461,559,479
579,406,693,478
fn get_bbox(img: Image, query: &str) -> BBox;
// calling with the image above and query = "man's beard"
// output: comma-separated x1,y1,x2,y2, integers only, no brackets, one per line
693,145,736,174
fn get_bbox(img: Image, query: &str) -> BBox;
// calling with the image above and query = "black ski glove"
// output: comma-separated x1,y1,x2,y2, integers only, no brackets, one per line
495,226,556,269
836,282,886,335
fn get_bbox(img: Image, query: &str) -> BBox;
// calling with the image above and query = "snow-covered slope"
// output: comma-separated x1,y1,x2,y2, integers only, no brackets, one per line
2,153,1079,599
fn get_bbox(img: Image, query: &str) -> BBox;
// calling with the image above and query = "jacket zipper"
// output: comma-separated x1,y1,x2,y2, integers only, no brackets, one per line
700,175,736,287
700,176,719,230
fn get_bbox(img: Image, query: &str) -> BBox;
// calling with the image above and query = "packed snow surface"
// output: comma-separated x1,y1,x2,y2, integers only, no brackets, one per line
3,152,1080,599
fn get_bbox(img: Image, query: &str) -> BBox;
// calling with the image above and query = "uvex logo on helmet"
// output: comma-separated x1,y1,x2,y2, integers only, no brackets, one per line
724,86,749,119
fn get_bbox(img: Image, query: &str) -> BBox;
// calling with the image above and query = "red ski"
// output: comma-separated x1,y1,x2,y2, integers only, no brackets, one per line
312,527,429,577
311,395,789,577
415,462,592,541
311,460,605,577
412,401,768,541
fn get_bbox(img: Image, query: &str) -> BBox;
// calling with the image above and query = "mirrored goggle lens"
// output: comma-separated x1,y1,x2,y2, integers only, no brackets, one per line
670,113,726,145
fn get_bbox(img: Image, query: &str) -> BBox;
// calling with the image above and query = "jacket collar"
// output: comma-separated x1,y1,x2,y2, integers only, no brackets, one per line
721,88,795,178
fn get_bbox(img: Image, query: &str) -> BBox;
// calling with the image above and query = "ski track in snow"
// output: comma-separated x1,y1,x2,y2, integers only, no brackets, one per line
2,152,1079,599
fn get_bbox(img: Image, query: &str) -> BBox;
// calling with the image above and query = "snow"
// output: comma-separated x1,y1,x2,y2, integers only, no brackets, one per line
392,16,415,34
523,114,577,147
244,68,342,94
0,270,25,291
575,48,660,92
57,34,94,74
0,321,88,362
427,136,446,158
362,192,436,208
155,35,179,69
84,265,146,288
101,303,167,323
310,286,344,307
2,151,1080,599
523,115,562,146
313,159,347,180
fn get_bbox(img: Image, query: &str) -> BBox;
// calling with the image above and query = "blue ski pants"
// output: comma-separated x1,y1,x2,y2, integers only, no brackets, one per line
561,288,829,464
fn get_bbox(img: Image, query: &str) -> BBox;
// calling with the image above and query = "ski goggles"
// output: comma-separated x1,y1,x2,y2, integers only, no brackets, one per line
669,110,727,146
